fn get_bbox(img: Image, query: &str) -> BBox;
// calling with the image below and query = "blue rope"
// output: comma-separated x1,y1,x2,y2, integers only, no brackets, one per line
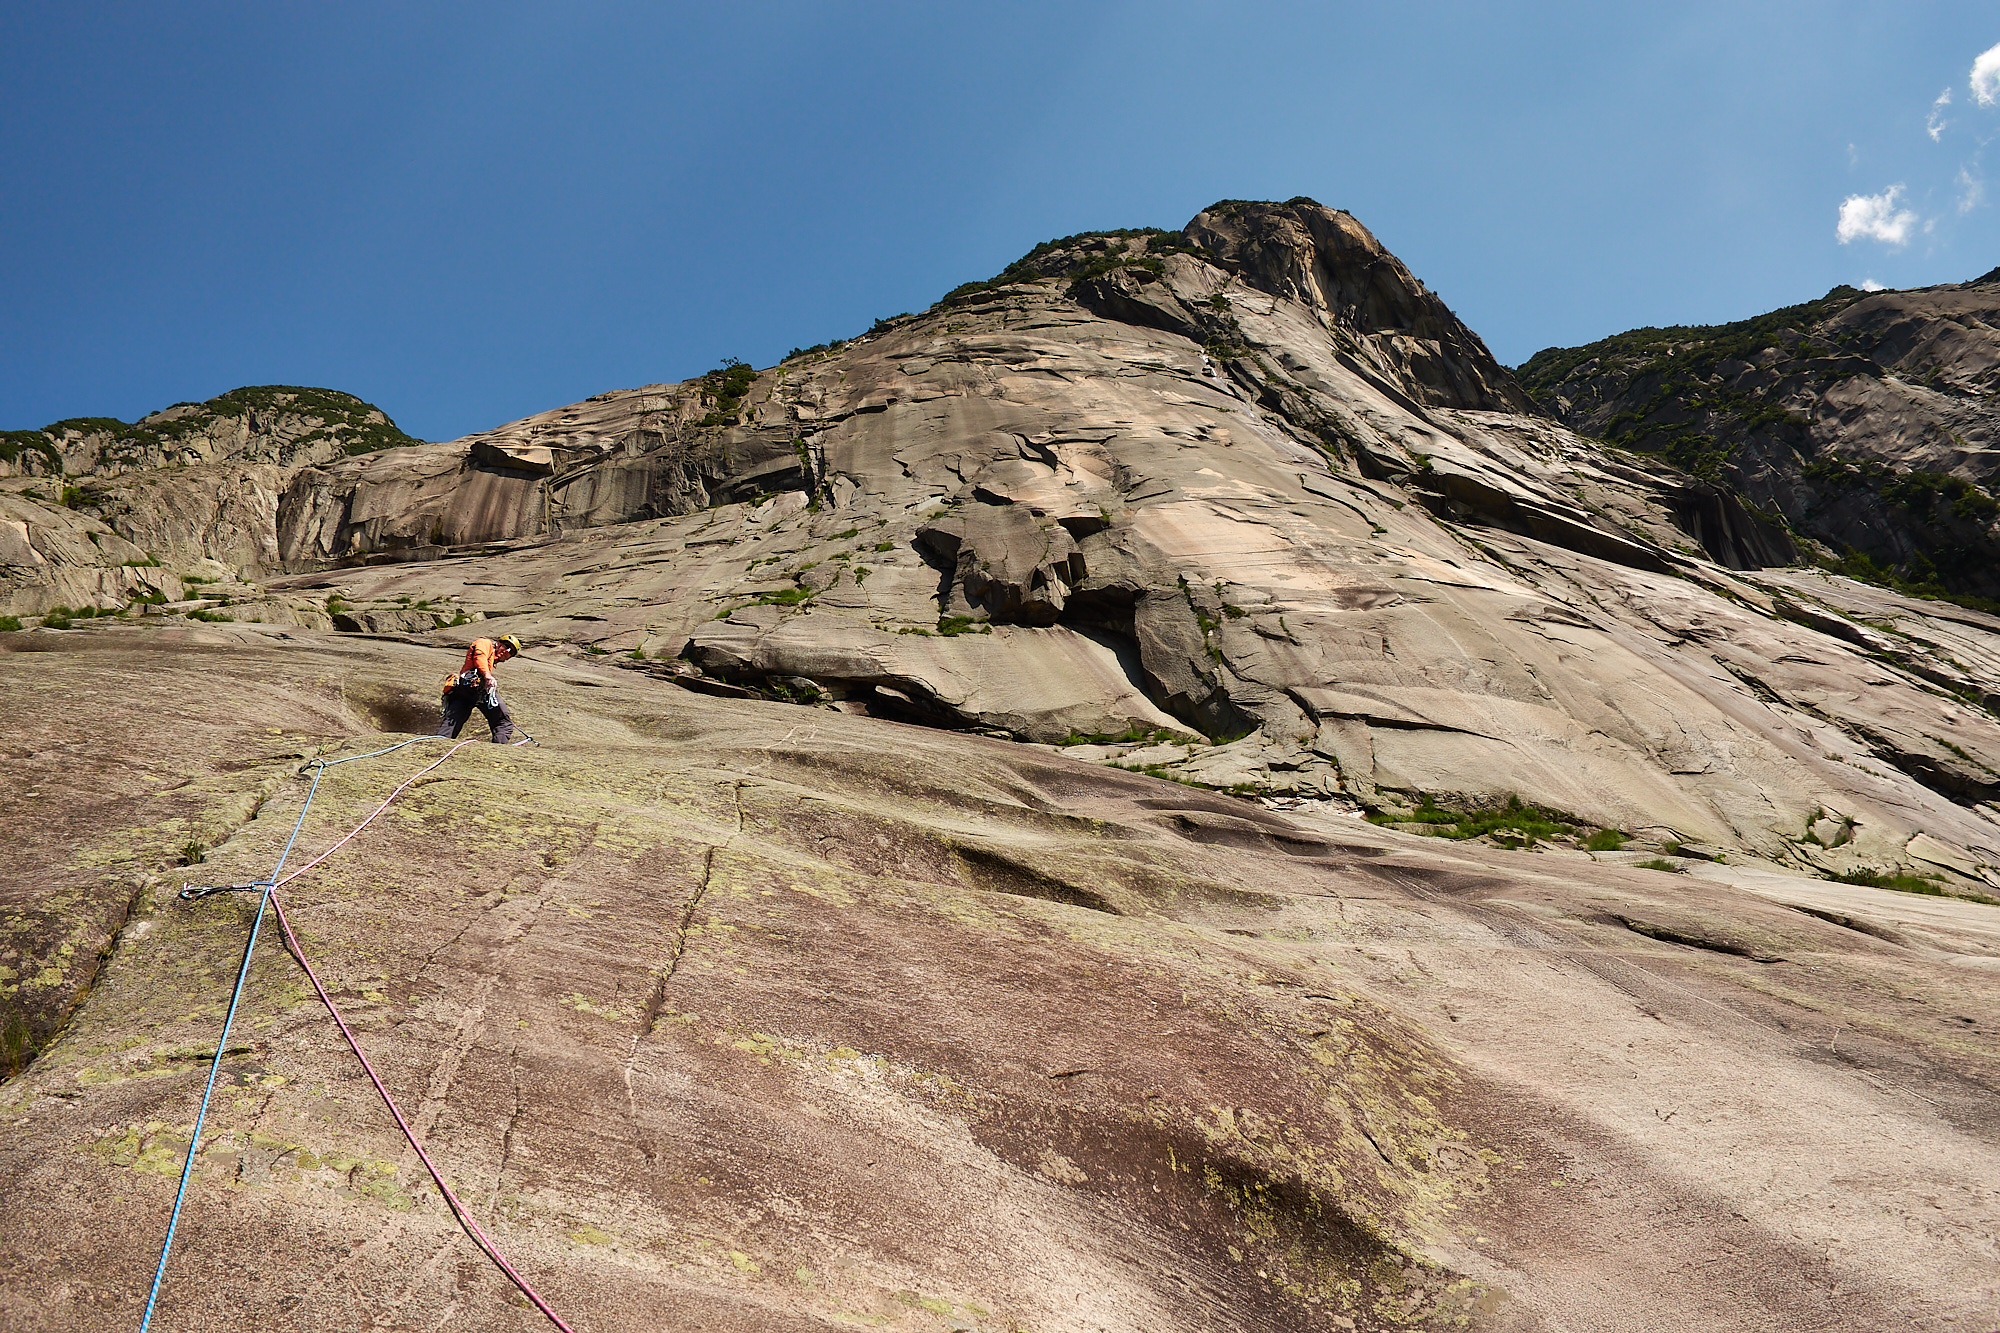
139,736,444,1331
136,883,274,1333
317,736,432,770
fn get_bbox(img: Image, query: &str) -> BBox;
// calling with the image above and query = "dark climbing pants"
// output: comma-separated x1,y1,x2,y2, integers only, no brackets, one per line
436,683,515,744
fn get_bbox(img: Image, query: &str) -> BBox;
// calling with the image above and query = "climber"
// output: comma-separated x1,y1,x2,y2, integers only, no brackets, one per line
436,634,524,744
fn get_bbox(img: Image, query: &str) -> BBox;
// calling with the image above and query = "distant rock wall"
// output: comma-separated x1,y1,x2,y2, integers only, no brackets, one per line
0,386,424,607
0,385,418,480
8,202,2000,893
219,213,2000,893
271,383,817,568
1519,280,2000,598
0,491,180,615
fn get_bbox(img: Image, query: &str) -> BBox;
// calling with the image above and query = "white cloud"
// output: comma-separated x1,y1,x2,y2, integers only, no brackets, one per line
1860,279,1887,292
1930,87,1953,141
1973,41,2000,106
1959,166,1986,214
1836,184,1920,245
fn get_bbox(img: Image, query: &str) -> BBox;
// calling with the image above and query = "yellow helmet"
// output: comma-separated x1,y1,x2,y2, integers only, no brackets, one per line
497,634,524,657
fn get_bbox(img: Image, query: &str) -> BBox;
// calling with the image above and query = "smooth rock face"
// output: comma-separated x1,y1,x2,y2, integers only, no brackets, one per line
0,489,179,615
2,629,1997,1332
684,611,1188,742
227,203,1998,894
9,200,1999,898
1517,278,2000,596
5,199,2000,1331
86,462,293,574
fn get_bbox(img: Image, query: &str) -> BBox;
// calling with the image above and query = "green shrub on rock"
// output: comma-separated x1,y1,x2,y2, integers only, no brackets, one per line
1367,795,1573,847
695,359,758,427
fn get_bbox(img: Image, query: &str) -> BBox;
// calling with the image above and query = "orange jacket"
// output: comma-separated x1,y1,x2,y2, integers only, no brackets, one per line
460,639,499,676
441,639,502,695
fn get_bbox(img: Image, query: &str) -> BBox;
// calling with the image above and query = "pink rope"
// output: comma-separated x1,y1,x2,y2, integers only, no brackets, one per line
273,738,485,887
269,740,577,1333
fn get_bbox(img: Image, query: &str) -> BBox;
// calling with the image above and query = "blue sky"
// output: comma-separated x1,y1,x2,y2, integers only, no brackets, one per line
6,2,2000,442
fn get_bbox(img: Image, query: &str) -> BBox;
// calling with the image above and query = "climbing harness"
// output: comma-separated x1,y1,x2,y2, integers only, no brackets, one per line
145,732,572,1333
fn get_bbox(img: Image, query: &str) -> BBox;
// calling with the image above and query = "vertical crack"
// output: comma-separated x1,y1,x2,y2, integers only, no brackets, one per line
491,1042,524,1205
639,843,719,1039
12,872,160,1082
620,780,745,1162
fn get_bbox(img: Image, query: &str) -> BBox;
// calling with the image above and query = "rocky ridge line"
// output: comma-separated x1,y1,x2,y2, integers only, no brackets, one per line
0,386,420,615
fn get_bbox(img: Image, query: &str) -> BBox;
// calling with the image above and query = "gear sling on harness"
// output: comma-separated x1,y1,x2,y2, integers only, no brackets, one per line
438,666,516,745
142,736,574,1333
